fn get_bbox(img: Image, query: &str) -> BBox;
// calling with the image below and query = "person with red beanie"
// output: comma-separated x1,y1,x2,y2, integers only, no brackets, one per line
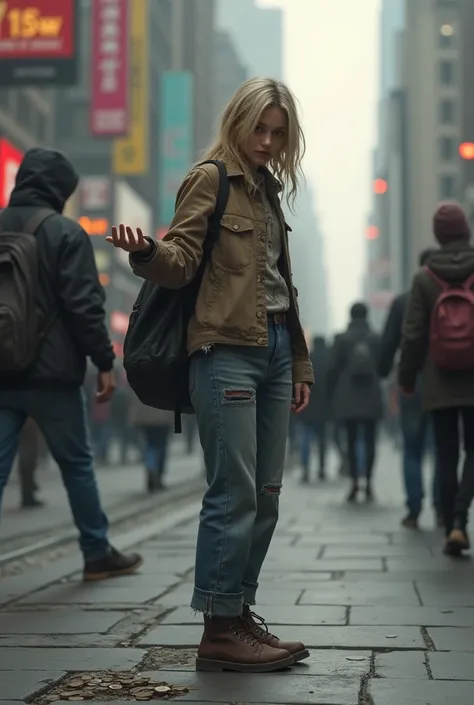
399,202,474,556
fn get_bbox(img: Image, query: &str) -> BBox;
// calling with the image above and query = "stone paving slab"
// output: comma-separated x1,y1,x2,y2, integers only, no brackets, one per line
322,545,432,558
368,679,474,705
429,651,474,680
300,583,419,606
0,610,125,634
0,647,145,671
428,627,474,651
416,583,474,607
141,671,360,704
374,651,428,679
350,606,474,627
17,582,170,605
265,558,384,572
295,534,390,546
386,558,474,573
138,624,425,649
0,634,118,648
161,605,347,626
0,670,64,701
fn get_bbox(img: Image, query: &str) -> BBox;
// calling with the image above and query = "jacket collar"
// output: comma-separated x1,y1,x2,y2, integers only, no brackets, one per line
224,156,283,193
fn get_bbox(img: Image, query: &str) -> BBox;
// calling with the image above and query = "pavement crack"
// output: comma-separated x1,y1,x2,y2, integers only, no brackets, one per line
413,581,424,606
421,626,436,651
424,650,434,679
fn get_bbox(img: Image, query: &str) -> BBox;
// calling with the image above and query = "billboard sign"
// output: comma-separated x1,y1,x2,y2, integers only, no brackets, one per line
112,0,148,174
90,0,129,137
0,0,78,85
0,138,23,207
159,71,194,227
79,176,111,211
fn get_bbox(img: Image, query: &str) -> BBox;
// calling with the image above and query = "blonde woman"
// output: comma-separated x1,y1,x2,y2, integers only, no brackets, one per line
108,78,314,673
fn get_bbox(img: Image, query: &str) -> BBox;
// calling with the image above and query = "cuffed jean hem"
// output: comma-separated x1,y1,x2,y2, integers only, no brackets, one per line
191,587,244,617
242,580,258,606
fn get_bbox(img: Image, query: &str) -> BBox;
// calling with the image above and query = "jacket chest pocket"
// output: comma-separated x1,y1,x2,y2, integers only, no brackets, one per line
214,214,254,271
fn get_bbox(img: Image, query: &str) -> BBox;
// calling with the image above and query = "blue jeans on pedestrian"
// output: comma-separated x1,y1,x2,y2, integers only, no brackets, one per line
301,422,327,476
0,389,110,560
400,393,440,517
189,320,293,617
143,426,170,478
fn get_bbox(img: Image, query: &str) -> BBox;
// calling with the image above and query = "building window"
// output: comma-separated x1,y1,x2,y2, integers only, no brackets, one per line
440,60,456,85
439,136,456,161
440,98,455,123
440,175,456,199
439,24,456,48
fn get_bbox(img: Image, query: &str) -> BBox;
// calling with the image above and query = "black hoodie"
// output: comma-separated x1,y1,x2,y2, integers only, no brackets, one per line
0,148,114,390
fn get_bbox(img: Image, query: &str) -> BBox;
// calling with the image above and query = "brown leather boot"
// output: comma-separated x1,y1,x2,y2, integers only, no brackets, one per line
195,615,294,672
242,605,310,663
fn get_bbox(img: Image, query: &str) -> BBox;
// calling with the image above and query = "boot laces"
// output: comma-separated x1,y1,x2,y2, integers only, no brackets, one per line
230,619,262,648
244,610,277,641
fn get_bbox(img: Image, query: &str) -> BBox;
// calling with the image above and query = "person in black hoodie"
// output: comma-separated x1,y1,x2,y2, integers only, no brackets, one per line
0,148,142,579
379,248,442,529
399,202,474,556
299,336,329,482
327,303,383,502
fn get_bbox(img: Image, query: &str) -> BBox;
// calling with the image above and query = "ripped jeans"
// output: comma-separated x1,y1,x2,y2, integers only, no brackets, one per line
189,319,293,616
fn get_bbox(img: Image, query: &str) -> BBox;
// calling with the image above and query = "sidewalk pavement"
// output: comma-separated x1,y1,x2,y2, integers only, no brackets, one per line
1,442,474,704
1,439,203,545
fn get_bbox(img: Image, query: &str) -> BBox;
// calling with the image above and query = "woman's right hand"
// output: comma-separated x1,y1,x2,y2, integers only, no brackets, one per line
106,225,151,252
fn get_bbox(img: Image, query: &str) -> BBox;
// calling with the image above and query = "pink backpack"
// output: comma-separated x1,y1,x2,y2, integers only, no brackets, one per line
425,266,474,371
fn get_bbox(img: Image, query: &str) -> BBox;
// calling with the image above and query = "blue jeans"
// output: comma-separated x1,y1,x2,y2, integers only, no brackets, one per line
190,320,293,616
400,393,440,517
301,422,327,476
0,389,110,560
143,426,170,478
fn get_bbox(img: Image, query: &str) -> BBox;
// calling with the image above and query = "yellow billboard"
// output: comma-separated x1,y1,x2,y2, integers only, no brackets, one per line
112,0,148,175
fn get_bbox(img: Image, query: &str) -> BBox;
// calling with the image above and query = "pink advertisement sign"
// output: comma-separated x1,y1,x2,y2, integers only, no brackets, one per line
90,0,129,136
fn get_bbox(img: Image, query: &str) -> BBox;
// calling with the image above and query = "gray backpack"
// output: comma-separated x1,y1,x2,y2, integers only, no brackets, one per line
0,209,56,372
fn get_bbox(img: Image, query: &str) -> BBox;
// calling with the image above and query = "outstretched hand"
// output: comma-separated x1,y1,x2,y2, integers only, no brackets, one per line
106,225,151,253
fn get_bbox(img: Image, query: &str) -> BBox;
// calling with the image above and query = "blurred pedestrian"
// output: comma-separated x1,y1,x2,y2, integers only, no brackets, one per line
0,148,142,580
129,396,173,492
17,418,43,508
400,202,474,556
299,336,329,482
379,248,442,529
108,77,313,672
327,302,383,502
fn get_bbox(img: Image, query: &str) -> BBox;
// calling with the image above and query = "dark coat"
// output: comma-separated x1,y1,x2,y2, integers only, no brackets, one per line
300,341,330,426
0,149,114,390
378,292,408,378
399,241,474,411
327,320,383,421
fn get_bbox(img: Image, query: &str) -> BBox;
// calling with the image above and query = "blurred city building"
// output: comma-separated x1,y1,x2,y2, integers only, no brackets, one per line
217,0,330,335
213,30,249,126
365,0,466,330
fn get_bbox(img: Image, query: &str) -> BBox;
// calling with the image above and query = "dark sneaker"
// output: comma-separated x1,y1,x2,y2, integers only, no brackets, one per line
196,615,293,672
347,484,358,503
83,547,143,581
402,513,419,530
365,485,375,503
21,495,45,509
242,605,310,663
445,519,470,557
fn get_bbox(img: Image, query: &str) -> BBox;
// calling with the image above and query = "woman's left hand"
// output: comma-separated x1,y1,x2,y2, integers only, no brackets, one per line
292,383,311,413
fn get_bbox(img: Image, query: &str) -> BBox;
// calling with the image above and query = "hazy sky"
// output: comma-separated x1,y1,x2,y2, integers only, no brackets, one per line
259,0,380,330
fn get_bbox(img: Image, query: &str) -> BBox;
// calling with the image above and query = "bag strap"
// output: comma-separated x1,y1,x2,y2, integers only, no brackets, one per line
23,208,56,236
196,159,230,252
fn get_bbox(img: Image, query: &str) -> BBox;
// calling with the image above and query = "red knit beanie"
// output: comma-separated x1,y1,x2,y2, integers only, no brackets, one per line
433,202,470,245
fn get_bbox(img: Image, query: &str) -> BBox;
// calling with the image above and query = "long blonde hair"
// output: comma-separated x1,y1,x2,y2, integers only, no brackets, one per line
202,77,305,209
